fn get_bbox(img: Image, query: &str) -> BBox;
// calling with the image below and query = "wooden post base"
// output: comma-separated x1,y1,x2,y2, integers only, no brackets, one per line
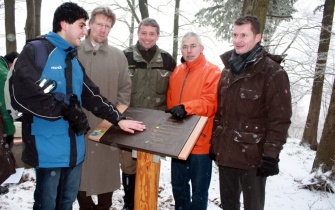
134,151,161,210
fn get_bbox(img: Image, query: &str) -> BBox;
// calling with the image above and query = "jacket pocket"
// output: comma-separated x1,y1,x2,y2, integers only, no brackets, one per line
128,68,139,94
31,119,68,138
238,88,262,114
233,130,262,144
232,131,263,164
154,70,171,94
240,121,266,133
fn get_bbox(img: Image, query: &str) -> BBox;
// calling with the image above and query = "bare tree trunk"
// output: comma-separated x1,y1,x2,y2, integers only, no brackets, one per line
128,0,135,47
139,0,149,19
25,0,36,40
312,78,335,172
172,0,180,61
241,0,270,34
4,0,17,53
301,0,334,150
35,0,42,36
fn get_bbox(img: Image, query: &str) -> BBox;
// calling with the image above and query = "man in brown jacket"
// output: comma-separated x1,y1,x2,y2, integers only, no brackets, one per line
77,6,132,210
211,16,292,210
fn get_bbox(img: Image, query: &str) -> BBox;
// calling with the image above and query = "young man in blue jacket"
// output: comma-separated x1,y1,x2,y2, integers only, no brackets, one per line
9,3,145,209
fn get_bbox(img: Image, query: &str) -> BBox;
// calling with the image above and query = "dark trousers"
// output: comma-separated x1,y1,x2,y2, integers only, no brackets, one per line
6,134,14,149
171,154,212,210
218,166,266,210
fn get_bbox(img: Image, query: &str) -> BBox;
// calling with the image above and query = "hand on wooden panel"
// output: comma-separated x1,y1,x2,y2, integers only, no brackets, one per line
118,120,146,134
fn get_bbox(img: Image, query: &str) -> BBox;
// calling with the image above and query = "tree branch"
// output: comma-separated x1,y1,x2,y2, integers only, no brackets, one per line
126,0,140,24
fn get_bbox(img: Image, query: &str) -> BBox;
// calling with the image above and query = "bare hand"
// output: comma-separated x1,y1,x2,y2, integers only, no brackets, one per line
117,120,146,134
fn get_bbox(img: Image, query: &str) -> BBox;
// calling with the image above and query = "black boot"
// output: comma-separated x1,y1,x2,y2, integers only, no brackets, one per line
96,192,113,210
77,191,96,210
122,172,136,210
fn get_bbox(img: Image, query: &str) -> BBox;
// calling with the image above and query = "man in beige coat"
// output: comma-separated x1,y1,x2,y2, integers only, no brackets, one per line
77,6,131,210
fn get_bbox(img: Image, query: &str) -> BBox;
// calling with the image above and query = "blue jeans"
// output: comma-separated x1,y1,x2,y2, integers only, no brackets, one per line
218,166,267,210
33,163,82,210
171,154,212,210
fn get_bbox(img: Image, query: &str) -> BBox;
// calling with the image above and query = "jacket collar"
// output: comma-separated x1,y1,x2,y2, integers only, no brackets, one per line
137,41,157,62
181,53,206,71
221,49,284,81
45,31,76,53
132,42,162,63
220,48,284,69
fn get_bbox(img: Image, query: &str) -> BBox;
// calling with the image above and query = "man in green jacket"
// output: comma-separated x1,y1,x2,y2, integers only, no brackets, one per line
0,51,18,195
0,52,18,148
121,17,176,210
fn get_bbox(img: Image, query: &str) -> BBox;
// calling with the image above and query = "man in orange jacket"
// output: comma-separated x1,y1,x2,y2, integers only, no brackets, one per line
165,32,221,210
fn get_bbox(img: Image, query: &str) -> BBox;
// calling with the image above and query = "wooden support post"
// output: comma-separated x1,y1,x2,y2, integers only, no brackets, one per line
134,151,161,210
88,107,208,210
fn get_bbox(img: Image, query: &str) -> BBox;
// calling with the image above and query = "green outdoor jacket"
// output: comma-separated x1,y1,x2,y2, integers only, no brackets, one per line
0,57,15,136
124,43,176,111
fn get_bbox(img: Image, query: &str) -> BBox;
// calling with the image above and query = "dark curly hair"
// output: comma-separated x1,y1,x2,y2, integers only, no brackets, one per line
52,2,89,33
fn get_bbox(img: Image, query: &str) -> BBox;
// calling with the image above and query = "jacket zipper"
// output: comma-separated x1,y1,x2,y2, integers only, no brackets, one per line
179,66,190,103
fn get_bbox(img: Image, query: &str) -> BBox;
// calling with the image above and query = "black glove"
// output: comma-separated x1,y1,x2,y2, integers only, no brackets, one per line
257,156,279,177
62,94,90,136
165,105,187,119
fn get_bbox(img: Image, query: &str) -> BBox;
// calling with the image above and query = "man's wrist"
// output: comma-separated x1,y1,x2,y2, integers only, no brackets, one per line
115,115,126,126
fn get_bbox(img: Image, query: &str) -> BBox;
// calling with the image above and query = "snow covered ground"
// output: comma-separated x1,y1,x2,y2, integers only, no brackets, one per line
0,137,334,209
1,0,334,209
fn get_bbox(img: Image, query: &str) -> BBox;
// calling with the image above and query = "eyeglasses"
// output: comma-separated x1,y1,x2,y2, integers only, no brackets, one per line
181,44,198,50
94,22,112,30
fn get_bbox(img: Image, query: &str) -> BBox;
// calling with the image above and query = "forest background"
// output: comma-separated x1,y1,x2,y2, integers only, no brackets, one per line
0,0,334,194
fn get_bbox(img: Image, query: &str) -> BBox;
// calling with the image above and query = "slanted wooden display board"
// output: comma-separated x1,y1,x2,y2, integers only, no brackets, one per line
89,106,208,210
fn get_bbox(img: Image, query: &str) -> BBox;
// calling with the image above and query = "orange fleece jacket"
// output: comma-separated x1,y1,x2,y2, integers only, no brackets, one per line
167,53,221,154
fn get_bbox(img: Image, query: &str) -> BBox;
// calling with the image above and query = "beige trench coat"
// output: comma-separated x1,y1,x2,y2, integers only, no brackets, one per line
77,34,131,196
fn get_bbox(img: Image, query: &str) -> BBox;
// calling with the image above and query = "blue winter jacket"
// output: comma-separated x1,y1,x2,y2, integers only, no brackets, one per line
10,32,123,168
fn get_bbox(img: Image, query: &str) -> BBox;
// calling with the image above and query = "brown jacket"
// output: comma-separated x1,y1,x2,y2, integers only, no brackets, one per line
78,34,131,195
212,49,292,170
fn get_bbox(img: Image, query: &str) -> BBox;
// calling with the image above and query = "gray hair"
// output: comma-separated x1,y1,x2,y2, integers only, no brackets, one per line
180,32,203,48
90,6,116,28
138,17,160,34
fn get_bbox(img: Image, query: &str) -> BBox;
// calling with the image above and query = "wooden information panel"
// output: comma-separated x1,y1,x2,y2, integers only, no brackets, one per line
89,106,208,210
89,107,207,160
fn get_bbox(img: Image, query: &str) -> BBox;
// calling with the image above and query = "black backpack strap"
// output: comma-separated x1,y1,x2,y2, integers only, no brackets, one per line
28,39,49,74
